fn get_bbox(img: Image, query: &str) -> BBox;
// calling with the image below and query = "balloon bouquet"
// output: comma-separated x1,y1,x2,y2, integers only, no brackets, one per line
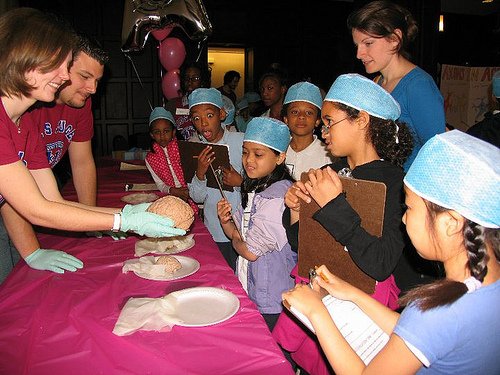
121,0,212,102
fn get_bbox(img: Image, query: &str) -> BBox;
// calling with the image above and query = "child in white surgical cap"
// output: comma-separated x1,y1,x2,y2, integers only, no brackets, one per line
283,130,500,374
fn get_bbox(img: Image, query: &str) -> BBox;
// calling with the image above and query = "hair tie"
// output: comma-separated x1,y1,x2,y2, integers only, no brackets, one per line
463,277,482,293
393,120,399,144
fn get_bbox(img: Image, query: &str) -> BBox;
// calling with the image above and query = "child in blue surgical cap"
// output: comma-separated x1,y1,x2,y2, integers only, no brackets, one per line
145,107,198,214
221,95,237,132
283,130,500,374
217,117,297,331
188,88,244,271
234,98,252,132
273,74,414,374
282,81,336,180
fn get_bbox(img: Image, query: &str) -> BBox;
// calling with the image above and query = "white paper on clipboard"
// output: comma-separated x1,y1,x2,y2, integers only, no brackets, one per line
288,295,389,364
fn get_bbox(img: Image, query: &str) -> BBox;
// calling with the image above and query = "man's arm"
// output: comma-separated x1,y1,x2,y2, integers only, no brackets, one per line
0,203,40,259
30,167,116,214
68,140,97,206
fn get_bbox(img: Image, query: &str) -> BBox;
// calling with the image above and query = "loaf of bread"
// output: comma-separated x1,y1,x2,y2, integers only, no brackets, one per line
155,255,182,274
147,196,195,230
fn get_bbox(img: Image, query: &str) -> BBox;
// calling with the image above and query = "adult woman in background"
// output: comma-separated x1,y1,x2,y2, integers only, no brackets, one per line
348,0,445,294
348,0,445,170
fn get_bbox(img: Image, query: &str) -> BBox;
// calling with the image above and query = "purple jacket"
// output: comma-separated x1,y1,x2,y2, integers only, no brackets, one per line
234,180,297,314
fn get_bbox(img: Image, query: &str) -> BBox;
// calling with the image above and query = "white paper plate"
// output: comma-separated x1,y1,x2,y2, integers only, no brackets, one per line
133,255,200,281
169,287,240,327
121,192,159,204
135,235,195,256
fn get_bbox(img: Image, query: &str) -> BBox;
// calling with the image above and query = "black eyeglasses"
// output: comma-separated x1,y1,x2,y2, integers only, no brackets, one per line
184,76,201,83
321,117,350,135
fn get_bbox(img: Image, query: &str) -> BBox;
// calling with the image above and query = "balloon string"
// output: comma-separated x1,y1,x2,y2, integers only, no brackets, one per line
125,53,154,111
160,56,165,107
195,41,203,62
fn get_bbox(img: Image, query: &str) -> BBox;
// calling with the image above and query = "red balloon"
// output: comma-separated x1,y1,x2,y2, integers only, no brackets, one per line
151,26,173,41
162,69,181,99
158,37,186,71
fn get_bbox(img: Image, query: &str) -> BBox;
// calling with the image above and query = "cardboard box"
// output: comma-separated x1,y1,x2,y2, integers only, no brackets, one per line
112,150,148,161
440,65,500,131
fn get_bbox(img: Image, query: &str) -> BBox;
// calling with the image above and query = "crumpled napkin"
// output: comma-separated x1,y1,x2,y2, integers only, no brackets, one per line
122,256,173,279
113,294,182,336
134,234,195,257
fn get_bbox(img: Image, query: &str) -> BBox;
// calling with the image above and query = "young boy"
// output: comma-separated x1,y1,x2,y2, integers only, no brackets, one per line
188,88,244,271
282,81,335,180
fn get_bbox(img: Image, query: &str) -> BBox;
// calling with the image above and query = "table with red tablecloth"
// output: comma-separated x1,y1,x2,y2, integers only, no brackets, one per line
0,159,293,375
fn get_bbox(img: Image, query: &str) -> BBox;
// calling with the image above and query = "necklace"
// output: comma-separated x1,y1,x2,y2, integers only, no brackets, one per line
14,117,21,134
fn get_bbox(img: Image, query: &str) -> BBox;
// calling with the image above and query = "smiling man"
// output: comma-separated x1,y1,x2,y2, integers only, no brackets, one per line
33,33,108,199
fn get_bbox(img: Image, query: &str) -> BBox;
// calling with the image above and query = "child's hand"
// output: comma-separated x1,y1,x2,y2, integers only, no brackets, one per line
170,187,190,201
217,198,233,224
282,283,325,318
313,265,359,302
222,166,242,187
195,146,215,180
304,167,343,208
284,180,311,211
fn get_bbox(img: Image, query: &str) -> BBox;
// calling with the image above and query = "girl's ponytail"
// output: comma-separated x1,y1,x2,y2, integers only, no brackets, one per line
368,117,414,168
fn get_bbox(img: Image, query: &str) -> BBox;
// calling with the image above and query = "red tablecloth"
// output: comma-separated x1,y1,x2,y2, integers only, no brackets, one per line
0,160,293,375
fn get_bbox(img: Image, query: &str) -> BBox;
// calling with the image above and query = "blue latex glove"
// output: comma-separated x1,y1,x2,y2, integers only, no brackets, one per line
86,230,128,241
122,203,152,215
25,249,84,274
120,211,186,237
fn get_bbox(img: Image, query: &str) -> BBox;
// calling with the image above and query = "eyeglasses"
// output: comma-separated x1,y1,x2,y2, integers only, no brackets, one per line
321,117,350,135
184,76,201,83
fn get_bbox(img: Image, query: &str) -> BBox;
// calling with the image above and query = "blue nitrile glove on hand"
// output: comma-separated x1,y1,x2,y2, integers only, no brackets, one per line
120,211,185,237
84,203,153,240
122,203,152,215
25,249,84,274
86,230,128,241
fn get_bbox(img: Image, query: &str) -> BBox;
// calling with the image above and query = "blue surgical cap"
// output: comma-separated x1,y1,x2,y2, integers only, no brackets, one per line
221,95,235,125
244,91,261,103
404,130,500,228
189,88,223,110
325,74,401,120
284,81,323,109
493,70,500,98
244,117,290,153
149,107,175,126
237,98,249,111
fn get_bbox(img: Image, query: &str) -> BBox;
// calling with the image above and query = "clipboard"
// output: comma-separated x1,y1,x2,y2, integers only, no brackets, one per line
298,175,386,294
178,140,234,192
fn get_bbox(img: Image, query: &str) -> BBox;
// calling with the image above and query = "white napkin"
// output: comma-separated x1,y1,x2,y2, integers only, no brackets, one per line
134,234,195,257
113,294,182,336
123,256,176,279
